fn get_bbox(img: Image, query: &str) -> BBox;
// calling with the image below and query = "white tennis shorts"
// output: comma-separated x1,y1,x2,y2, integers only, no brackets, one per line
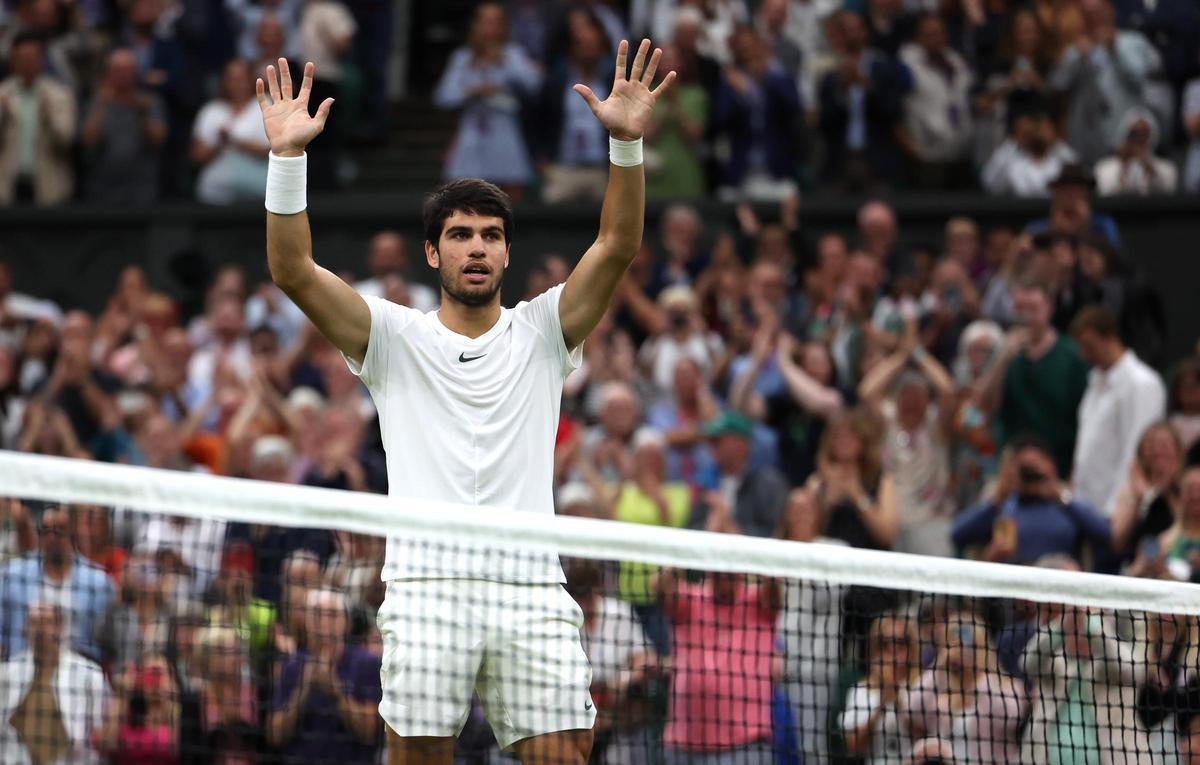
377,578,596,750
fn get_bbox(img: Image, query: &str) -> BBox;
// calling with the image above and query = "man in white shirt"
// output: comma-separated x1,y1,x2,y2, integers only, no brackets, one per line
255,39,677,764
352,230,439,313
1070,305,1164,546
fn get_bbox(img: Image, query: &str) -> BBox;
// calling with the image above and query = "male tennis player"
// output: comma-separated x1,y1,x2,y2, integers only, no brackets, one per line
256,39,674,765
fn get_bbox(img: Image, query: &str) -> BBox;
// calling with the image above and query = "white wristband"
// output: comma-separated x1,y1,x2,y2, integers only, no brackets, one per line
265,152,307,215
609,136,643,167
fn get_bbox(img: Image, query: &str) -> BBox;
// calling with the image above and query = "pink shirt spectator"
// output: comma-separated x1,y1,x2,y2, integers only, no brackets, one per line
114,723,177,765
902,668,1026,764
664,578,779,751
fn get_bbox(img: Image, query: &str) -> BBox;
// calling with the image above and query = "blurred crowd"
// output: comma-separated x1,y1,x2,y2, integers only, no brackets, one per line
1,159,1200,761
436,0,1200,202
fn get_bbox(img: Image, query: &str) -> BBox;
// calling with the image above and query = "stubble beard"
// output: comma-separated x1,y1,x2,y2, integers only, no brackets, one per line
438,262,504,308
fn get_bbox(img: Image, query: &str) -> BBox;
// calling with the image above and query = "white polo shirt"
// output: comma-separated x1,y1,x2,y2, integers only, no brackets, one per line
345,283,582,583
1073,350,1165,518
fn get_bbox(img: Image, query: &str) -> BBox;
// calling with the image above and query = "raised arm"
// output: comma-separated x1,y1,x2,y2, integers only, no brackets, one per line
257,59,371,365
559,39,676,350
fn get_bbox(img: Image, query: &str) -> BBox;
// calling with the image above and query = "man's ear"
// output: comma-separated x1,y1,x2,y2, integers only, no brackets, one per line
425,240,439,269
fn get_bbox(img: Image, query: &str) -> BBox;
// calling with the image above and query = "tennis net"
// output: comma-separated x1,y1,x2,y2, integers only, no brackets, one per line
1,450,1199,765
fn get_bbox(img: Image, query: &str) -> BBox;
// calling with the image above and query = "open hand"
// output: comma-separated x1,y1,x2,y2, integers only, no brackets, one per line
256,59,334,157
573,39,676,141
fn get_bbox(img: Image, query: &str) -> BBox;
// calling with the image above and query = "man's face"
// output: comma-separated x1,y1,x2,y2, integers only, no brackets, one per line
1015,446,1058,496
40,509,71,564
1074,328,1105,367
427,212,508,308
27,604,62,654
1012,287,1051,332
11,41,43,83
369,232,407,277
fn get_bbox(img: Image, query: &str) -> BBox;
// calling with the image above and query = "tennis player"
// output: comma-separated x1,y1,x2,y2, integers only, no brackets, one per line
255,39,674,765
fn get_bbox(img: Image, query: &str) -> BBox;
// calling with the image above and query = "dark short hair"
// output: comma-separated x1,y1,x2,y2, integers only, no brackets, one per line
10,31,44,53
422,179,513,249
1070,305,1120,340
1009,432,1054,462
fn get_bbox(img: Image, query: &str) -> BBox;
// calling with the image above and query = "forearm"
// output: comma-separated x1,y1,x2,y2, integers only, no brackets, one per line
334,689,377,743
730,358,766,420
780,357,842,417
267,686,308,746
596,162,645,256
976,352,1014,414
858,350,908,408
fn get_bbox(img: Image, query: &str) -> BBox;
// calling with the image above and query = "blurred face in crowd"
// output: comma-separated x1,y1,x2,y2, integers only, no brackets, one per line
568,10,606,68
221,59,254,105
369,231,408,278
137,413,181,468
205,630,244,685
712,432,751,475
710,572,740,603
673,15,701,56
801,342,835,386
943,622,987,676
839,12,869,56
829,421,863,464
750,261,786,306
1011,9,1042,57
0,259,10,298
760,0,788,30
10,39,44,86
1178,371,1200,415
782,489,820,542
211,297,245,344
984,227,1014,269
1012,286,1051,334
1014,444,1059,494
1073,326,1116,369
915,15,947,55
428,211,508,308
895,375,931,430
470,3,507,51
858,202,897,257
662,205,701,253
40,507,72,567
1084,0,1116,37
600,385,639,439
305,589,348,653
847,253,883,295
1078,241,1112,281
105,49,139,97
672,357,703,405
1181,469,1200,524
128,0,162,35
964,334,997,379
27,603,63,659
1138,424,1181,484
255,16,285,60
730,26,769,74
1049,183,1091,235
945,222,979,268
869,615,915,675
817,234,849,280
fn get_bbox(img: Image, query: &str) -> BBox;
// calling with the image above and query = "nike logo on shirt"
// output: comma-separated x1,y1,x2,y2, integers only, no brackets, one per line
458,352,487,363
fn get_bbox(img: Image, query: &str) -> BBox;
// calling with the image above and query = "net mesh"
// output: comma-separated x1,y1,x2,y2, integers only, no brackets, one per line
1,450,1199,765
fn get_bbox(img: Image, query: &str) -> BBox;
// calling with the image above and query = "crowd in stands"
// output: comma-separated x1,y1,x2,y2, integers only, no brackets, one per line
1,150,1199,760
434,0,1200,202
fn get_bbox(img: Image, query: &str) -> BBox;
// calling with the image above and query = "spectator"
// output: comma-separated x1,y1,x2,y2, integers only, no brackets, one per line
646,357,720,488
97,557,171,670
919,257,982,366
0,497,36,564
135,512,227,608
1132,613,1200,764
658,560,781,763
227,0,300,63
1094,108,1178,195
904,620,1026,764
208,540,276,674
858,335,956,556
537,7,613,203
644,44,708,199
978,281,1089,477
191,59,270,205
296,0,356,190
952,434,1112,565
777,488,847,765
1026,163,1122,250
80,48,167,205
576,381,640,486
1185,70,1200,192
638,285,723,394
1160,467,1200,580
250,15,294,78
818,10,910,191
648,203,706,296
0,346,28,447
1071,305,1166,525
1110,422,1184,563
1048,0,1161,168
981,107,1077,196
97,653,179,765
0,602,108,765
0,506,114,662
806,409,900,550
712,24,802,202
353,232,434,313
948,320,1004,508
697,410,789,538
972,7,1053,166
0,34,76,206
1169,358,1200,452
267,588,381,765
839,612,920,765
184,625,261,763
899,14,974,189
432,2,542,197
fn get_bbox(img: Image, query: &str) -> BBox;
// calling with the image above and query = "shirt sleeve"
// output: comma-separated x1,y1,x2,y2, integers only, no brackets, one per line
839,682,877,731
271,656,302,711
192,102,223,146
1066,499,1112,545
514,283,584,378
952,500,1000,549
352,650,383,703
341,295,416,391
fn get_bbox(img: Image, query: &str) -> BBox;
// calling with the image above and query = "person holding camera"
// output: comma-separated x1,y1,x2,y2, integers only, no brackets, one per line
951,433,1111,567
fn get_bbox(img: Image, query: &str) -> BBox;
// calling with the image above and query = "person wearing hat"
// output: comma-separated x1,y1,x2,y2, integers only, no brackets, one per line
1024,161,1122,252
1094,108,1177,196
695,410,788,539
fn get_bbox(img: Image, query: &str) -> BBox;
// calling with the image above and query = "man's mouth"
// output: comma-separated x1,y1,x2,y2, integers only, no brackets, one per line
463,263,490,284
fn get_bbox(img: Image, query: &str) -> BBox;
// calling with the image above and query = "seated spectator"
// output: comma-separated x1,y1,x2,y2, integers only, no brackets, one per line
1111,422,1185,565
191,59,270,205
135,512,227,608
898,14,974,189
226,0,300,62
806,409,900,550
658,556,781,761
646,357,720,488
1048,0,1161,168
1159,467,1200,581
267,588,381,764
696,410,789,538
1169,358,1200,452
952,433,1112,565
206,541,276,673
638,286,724,395
185,625,261,763
80,48,167,205
575,381,640,486
1185,71,1200,193
97,654,180,765
904,620,1026,764
97,557,171,670
0,34,76,206
0,506,114,662
713,25,802,202
972,7,1053,166
537,8,613,203
433,2,542,197
919,258,982,367
1026,162,1122,250
818,10,910,191
981,107,1077,196
858,334,956,556
0,602,107,765
839,611,920,765
250,14,293,79
1094,108,1178,195
648,203,707,296
644,44,708,200
353,231,438,313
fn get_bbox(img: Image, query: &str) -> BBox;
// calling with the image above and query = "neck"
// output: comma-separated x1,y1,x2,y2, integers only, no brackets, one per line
34,648,59,674
437,296,502,338
1099,345,1125,370
43,555,70,580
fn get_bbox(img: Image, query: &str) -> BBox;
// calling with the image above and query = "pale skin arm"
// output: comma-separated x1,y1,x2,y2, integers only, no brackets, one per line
256,59,371,365
559,39,677,350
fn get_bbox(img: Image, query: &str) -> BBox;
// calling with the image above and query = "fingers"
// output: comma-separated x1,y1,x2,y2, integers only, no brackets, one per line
313,97,335,130
641,47,662,87
630,39,651,82
572,84,601,115
279,58,293,101
613,39,628,88
651,70,677,97
298,62,314,105
255,77,268,111
265,65,281,102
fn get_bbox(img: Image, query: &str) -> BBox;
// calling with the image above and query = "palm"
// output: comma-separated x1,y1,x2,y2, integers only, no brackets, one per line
256,59,334,155
574,39,676,141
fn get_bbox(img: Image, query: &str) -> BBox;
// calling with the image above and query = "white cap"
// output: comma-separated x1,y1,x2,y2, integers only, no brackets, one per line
556,482,595,512
286,386,326,413
632,426,666,451
250,435,294,467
